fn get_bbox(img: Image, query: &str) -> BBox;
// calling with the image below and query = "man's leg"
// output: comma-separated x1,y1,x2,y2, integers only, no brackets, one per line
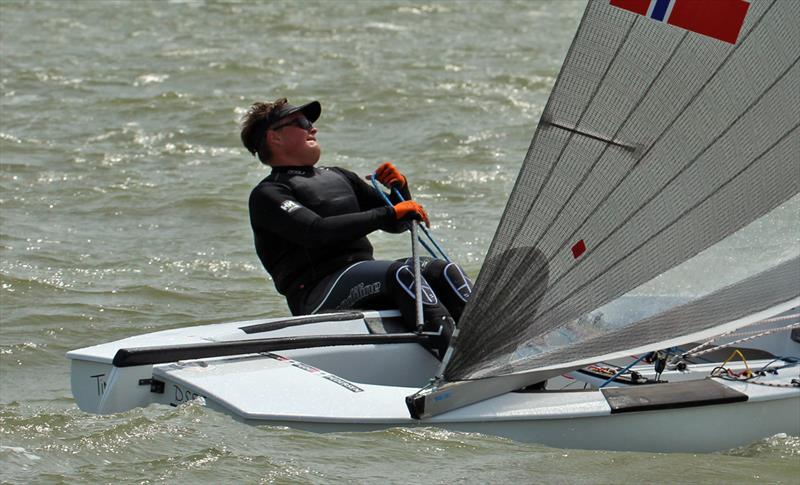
301,260,395,314
387,260,451,331
399,258,473,322
302,260,450,329
301,260,453,358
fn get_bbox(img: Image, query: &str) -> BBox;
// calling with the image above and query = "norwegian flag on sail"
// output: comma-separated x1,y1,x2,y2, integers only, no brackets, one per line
610,0,750,44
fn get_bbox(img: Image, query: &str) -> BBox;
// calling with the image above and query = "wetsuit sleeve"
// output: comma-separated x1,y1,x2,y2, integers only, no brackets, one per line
331,168,412,234
250,182,396,248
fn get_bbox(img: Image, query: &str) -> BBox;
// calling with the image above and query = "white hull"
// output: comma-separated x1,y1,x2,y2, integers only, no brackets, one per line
68,310,800,452
241,397,797,454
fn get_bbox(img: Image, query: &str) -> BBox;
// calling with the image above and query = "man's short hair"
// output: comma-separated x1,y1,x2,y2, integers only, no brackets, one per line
240,98,288,165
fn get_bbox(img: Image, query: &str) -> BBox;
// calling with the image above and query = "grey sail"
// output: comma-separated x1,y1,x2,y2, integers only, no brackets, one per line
496,255,800,376
443,0,800,381
409,256,798,420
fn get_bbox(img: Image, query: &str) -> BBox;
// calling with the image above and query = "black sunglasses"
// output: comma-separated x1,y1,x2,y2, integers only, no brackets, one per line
271,117,314,131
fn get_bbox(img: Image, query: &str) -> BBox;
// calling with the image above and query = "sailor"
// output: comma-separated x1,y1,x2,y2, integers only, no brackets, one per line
240,98,472,347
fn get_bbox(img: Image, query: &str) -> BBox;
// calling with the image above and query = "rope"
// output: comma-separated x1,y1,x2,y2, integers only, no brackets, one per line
715,349,753,378
723,325,799,339
709,352,800,386
731,379,800,388
598,352,650,388
369,172,451,262
369,174,394,206
716,313,800,340
713,356,800,388
388,184,451,262
682,322,800,359
369,175,437,256
681,313,799,358
754,313,799,325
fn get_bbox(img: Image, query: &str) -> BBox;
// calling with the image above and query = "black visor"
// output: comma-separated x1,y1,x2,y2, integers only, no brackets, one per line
267,100,321,127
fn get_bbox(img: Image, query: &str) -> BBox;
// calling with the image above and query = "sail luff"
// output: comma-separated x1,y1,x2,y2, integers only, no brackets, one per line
454,3,600,325
452,0,643,373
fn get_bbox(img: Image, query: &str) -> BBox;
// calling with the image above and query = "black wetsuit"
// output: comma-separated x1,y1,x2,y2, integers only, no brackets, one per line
249,165,472,331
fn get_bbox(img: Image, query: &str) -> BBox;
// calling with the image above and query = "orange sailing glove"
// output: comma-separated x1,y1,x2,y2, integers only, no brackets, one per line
393,201,430,228
375,162,406,188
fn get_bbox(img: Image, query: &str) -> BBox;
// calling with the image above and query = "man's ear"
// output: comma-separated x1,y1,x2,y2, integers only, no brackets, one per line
266,129,279,145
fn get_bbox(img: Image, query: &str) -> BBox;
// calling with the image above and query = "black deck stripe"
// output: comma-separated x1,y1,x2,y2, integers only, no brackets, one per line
239,311,364,334
112,332,433,367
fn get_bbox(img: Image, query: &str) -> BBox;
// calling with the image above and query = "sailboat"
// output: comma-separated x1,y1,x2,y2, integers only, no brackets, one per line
67,0,799,452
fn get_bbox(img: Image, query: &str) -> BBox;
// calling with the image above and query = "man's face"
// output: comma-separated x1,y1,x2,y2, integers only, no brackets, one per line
267,113,320,166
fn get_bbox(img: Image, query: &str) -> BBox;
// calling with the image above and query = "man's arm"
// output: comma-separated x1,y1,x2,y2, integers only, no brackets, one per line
250,182,396,248
331,167,413,234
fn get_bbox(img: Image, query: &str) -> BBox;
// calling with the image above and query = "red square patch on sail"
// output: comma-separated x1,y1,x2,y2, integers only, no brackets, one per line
668,0,750,45
610,0,751,45
571,239,587,259
609,0,650,16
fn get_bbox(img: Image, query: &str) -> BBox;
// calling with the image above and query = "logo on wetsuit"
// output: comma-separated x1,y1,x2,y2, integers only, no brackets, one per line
336,282,381,309
280,200,302,213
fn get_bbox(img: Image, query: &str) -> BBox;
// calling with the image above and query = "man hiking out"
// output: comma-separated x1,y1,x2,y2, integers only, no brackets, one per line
240,98,472,356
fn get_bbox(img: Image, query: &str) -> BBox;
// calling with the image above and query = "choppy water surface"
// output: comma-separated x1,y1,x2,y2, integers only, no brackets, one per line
1,1,798,483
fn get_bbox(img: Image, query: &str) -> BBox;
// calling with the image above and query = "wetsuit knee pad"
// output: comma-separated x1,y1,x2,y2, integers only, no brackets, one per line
442,262,473,303
404,258,473,304
387,261,439,306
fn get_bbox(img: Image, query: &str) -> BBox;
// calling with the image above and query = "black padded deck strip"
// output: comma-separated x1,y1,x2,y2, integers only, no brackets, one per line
602,379,748,414
240,312,364,334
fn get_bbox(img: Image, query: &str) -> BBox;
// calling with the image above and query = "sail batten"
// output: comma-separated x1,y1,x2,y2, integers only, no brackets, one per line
504,18,641,249
443,0,800,382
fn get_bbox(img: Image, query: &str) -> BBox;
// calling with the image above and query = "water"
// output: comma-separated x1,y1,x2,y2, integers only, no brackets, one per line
1,0,798,482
